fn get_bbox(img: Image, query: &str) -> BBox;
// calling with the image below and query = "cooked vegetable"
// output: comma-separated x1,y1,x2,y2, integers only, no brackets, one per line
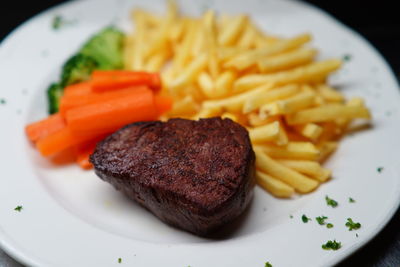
345,218,361,231
301,214,311,223
80,27,124,70
75,140,100,170
322,240,341,250
325,195,338,207
47,83,63,114
25,113,66,142
14,206,23,212
316,216,328,225
65,87,157,134
91,70,161,92
60,54,98,87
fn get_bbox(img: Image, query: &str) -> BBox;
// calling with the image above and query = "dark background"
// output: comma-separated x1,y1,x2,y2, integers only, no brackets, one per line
1,0,399,266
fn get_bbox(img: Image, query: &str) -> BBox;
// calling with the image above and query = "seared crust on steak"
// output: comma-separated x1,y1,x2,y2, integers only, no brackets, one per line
90,117,255,235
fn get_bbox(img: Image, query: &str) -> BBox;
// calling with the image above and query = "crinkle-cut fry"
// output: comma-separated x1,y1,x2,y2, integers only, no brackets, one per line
254,147,319,193
317,141,338,163
214,71,236,98
286,104,371,125
259,90,316,116
169,53,208,91
221,112,239,122
317,84,344,102
293,123,323,141
224,33,312,71
192,106,222,120
202,83,273,112
248,121,280,143
256,170,295,198
197,72,214,98
260,142,320,160
258,48,317,73
277,159,331,182
218,15,248,46
234,59,342,92
167,95,198,116
243,84,299,114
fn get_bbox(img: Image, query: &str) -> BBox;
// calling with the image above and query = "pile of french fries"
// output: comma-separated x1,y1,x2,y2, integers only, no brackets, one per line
124,1,371,198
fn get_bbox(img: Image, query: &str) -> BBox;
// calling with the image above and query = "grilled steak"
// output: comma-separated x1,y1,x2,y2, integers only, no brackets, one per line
90,117,255,235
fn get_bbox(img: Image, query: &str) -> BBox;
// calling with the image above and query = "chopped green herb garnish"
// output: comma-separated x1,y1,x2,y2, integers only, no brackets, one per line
325,196,338,207
326,223,334,229
322,240,341,250
302,214,311,223
316,216,328,225
52,15,75,30
349,197,356,203
290,215,293,219
265,262,273,267
0,98,6,104
356,233,359,237
345,218,361,231
377,167,384,173
118,258,122,263
343,54,352,62
14,205,23,212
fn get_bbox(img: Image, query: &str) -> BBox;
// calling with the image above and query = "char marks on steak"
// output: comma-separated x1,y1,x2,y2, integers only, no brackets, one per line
90,117,255,235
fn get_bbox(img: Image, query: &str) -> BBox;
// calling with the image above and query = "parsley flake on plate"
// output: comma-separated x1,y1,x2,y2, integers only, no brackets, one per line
14,205,23,212
345,218,361,231
118,258,122,263
377,167,384,173
302,214,311,223
343,54,352,62
326,223,334,229
322,240,341,250
265,262,273,267
325,195,338,207
316,216,328,225
349,197,356,203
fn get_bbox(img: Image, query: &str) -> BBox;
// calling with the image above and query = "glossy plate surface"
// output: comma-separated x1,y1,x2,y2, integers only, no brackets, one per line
0,0,399,266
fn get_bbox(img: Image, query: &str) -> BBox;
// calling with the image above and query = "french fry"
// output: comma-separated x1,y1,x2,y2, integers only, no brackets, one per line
169,53,208,91
248,121,280,143
221,112,239,122
192,106,222,120
260,142,320,160
214,71,236,98
293,123,323,141
317,141,338,163
197,72,214,98
317,84,344,103
286,105,371,125
254,147,319,193
218,15,248,46
278,159,331,182
243,84,299,113
259,90,316,116
234,59,342,92
256,170,295,198
224,34,312,71
168,95,198,116
258,48,317,73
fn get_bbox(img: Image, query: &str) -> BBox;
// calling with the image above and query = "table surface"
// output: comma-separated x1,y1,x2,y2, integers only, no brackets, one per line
1,0,399,266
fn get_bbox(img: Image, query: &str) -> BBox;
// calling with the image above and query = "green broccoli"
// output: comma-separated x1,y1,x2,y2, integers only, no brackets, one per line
47,83,63,114
60,54,98,87
80,27,124,70
46,26,125,114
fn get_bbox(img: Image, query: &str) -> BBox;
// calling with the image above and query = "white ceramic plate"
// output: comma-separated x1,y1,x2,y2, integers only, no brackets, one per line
1,0,399,266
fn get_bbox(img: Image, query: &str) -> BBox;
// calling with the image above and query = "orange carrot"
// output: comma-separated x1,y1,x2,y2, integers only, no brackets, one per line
66,87,158,134
25,113,66,142
91,71,161,92
154,95,173,115
36,127,91,156
75,139,102,170
59,85,149,117
63,81,92,98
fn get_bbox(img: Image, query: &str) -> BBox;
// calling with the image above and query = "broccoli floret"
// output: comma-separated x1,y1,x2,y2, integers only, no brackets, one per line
80,27,124,70
60,54,98,87
47,83,63,114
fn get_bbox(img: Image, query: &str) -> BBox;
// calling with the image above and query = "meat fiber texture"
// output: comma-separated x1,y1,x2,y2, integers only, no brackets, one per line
90,117,255,236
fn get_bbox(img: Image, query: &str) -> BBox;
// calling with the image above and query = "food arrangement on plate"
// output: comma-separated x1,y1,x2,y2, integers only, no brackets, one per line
25,0,371,236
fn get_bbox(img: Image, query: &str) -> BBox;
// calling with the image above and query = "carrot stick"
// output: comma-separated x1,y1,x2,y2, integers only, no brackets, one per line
66,87,158,134
154,95,173,115
75,139,103,170
60,85,149,117
25,113,66,142
91,71,161,92
63,81,92,98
